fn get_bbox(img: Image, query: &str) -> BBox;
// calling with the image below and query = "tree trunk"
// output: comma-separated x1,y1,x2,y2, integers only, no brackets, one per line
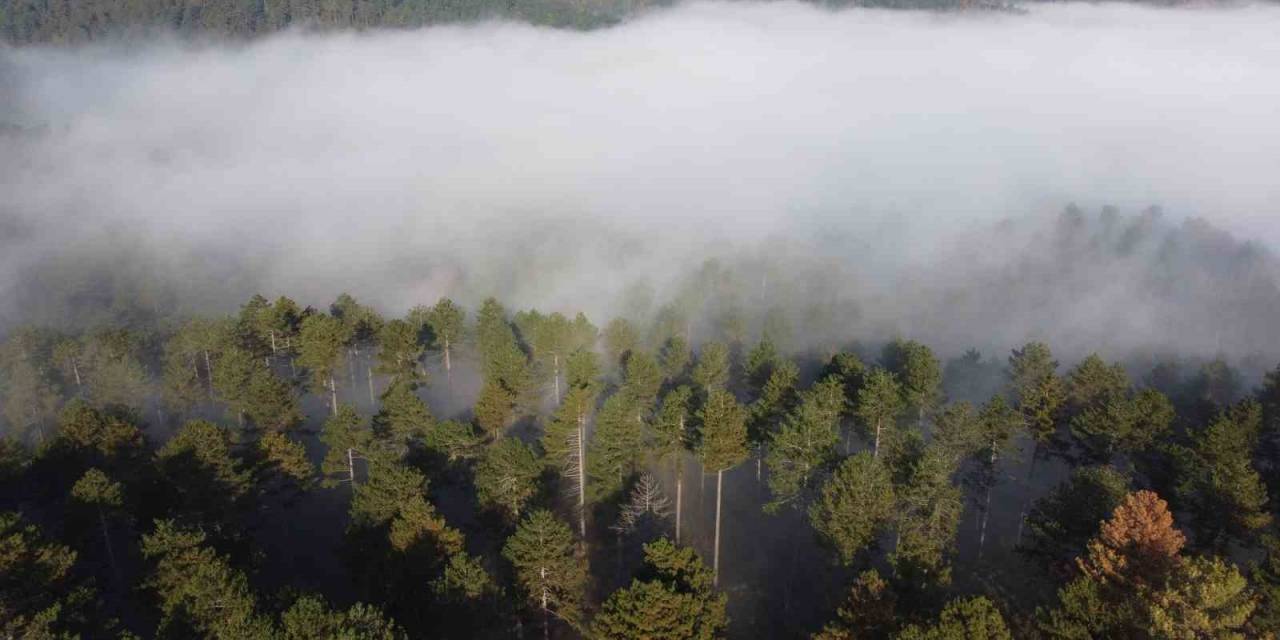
204,349,215,400
1015,442,1040,547
675,466,683,544
348,447,355,486
714,468,724,587
979,444,996,559
71,359,81,388
873,417,882,459
329,375,339,416
98,507,120,584
367,364,375,405
269,330,277,356
347,349,357,393
553,353,561,405
540,573,549,640
577,412,587,539
444,338,452,390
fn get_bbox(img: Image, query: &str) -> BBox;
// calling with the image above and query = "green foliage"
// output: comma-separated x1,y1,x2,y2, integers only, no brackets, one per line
297,313,347,394
375,319,425,383
882,339,942,422
1022,466,1129,566
156,420,252,528
474,436,542,522
813,569,897,640
603,317,640,369
141,520,274,640
1007,342,1065,446
320,405,370,487
891,444,963,586
896,596,1011,640
423,419,485,463
652,385,694,468
750,358,800,446
503,510,587,630
660,335,692,383
592,539,727,640
0,511,102,639
856,368,905,457
474,380,516,438
255,430,315,490
697,389,748,472
281,594,405,640
371,379,434,453
765,377,844,513
810,452,896,565
691,342,730,394
590,392,644,499
475,297,529,395
620,350,662,413
1182,401,1271,549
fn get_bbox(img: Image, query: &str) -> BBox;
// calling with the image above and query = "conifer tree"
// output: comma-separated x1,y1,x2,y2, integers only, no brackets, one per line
503,510,587,639
592,539,727,640
590,392,644,500
298,313,347,415
810,452,896,566
653,385,694,543
691,342,730,394
764,377,844,513
603,317,639,369
422,297,465,389
897,596,1012,640
882,339,942,426
856,368,904,458
70,467,124,581
474,436,542,522
542,385,597,539
698,389,748,586
660,335,692,383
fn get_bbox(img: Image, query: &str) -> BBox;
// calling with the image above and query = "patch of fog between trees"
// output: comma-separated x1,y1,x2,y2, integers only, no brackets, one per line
2,1,1280,366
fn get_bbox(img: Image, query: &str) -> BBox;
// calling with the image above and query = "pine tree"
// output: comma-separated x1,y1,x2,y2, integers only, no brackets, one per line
474,436,542,522
855,368,904,459
376,318,425,384
503,510,587,639
0,511,105,639
70,468,124,582
592,539,726,640
882,339,942,426
809,452,896,565
891,444,964,587
896,596,1012,640
1184,401,1271,550
156,420,253,530
1007,341,1065,545
422,297,465,389
698,389,748,586
812,569,896,640
141,520,275,640
590,392,644,501
371,378,434,455
542,386,596,539
320,405,371,489
298,313,347,415
764,377,844,513
280,594,405,640
691,342,730,394
660,335,692,383
603,317,639,369
1022,465,1129,569
653,385,694,543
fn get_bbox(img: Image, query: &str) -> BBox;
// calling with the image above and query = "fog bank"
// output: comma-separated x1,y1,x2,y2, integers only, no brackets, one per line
3,1,1280,360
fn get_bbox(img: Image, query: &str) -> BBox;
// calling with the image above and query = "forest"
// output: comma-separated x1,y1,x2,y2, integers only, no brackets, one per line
1,204,1279,639
0,0,1210,45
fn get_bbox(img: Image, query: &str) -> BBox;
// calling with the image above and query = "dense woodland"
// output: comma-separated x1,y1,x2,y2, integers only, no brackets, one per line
2,207,1280,639
0,0,1208,45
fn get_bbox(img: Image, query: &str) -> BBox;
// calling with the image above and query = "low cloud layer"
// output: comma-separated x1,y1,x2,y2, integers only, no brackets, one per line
2,1,1280,361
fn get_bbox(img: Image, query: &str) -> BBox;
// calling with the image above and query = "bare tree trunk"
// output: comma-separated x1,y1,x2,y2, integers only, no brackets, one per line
1015,442,1039,547
204,350,215,400
347,349,357,394
348,447,355,486
540,573,549,640
553,353,561,405
367,363,375,405
714,468,724,587
330,375,339,416
873,417,882,459
71,359,81,388
675,465,683,544
444,338,452,390
269,330,277,356
979,444,996,560
577,412,587,539
98,507,120,584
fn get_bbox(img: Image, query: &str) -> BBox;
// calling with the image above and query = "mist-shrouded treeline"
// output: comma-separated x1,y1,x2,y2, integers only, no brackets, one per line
4,2,1280,639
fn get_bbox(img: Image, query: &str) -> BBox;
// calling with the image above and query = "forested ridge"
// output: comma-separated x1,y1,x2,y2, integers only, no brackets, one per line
0,0,1219,45
2,205,1280,639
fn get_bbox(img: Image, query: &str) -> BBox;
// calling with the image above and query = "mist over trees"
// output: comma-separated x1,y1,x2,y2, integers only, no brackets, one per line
4,1,1280,637
3,257,1280,637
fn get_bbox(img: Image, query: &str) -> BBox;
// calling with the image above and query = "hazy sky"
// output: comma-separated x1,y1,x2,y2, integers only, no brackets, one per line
2,1,1279,358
